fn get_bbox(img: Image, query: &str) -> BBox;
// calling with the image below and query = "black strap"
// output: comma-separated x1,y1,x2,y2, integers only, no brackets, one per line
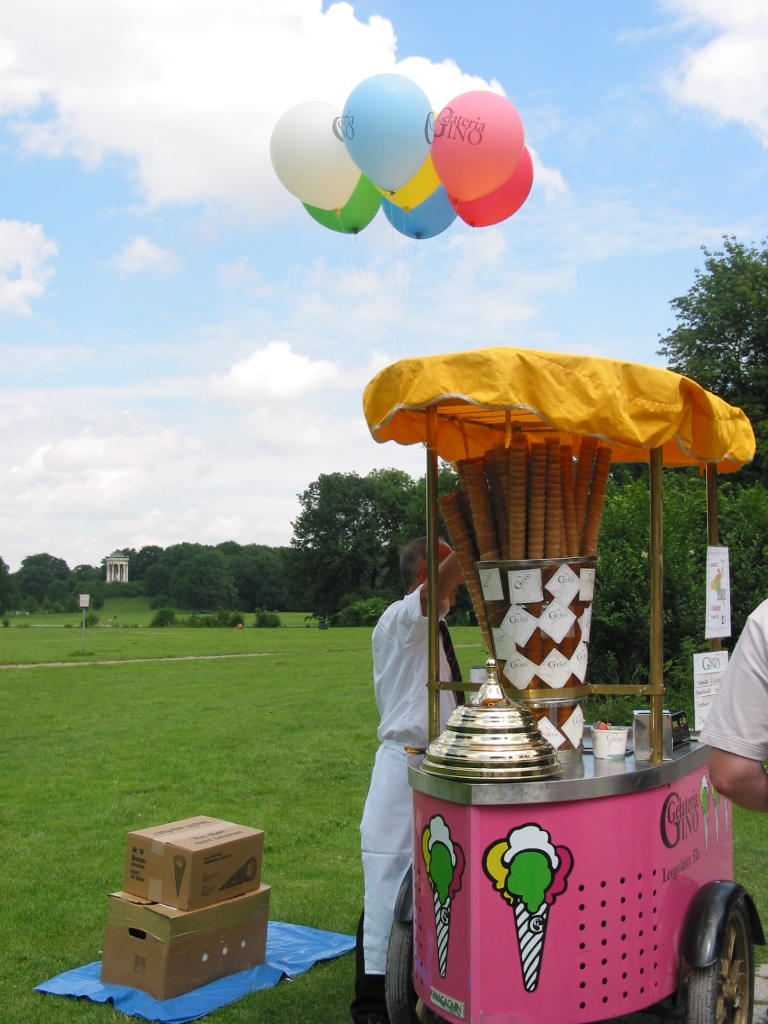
439,620,465,706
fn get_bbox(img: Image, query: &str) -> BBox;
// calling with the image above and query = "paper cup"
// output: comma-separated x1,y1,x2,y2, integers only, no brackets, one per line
592,726,629,760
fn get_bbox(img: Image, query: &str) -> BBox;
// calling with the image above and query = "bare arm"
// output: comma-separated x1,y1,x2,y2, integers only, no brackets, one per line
419,551,463,616
708,748,768,813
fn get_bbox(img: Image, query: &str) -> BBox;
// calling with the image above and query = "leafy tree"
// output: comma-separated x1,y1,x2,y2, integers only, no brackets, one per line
168,550,237,611
658,237,768,482
130,545,164,581
0,556,21,614
229,545,285,611
285,469,420,619
145,562,172,607
14,553,71,605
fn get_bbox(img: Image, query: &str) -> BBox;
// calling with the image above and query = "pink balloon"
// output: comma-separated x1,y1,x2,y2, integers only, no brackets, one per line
452,147,533,228
431,91,525,203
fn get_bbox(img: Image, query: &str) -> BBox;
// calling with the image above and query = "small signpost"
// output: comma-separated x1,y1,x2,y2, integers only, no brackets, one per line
79,594,90,653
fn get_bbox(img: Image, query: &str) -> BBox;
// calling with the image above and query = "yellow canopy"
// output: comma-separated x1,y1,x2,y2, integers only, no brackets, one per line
363,347,755,471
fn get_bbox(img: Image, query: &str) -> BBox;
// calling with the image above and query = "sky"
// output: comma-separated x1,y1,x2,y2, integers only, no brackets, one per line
1,0,767,573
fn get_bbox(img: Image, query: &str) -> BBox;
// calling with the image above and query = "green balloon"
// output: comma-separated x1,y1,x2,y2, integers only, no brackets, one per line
429,842,453,903
303,175,382,234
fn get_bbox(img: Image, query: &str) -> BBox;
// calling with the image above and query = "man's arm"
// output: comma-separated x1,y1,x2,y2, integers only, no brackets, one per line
708,747,768,812
419,551,463,616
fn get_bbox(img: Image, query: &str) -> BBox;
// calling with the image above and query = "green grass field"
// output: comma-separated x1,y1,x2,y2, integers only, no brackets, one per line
1,610,766,1024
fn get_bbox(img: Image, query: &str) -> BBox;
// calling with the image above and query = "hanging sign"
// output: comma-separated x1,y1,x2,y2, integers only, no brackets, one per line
705,546,731,639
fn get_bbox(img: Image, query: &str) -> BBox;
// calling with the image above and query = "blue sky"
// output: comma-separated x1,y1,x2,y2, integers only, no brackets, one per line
1,0,767,572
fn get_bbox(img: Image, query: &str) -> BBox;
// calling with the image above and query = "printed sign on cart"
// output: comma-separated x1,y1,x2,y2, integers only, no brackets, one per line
693,650,728,732
482,824,573,993
705,546,731,639
421,815,465,979
659,773,729,877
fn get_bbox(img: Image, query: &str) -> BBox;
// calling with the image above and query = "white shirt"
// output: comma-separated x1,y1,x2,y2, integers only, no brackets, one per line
700,598,768,761
372,586,455,748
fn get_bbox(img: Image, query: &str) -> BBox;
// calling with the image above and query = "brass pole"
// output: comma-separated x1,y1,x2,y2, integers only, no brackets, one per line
706,464,722,653
426,408,441,742
649,448,664,764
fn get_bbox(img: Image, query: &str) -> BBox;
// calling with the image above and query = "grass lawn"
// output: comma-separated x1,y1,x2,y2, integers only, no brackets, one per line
1,620,766,1024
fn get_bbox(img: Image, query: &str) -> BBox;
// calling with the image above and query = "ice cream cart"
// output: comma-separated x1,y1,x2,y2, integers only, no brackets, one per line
362,348,763,1024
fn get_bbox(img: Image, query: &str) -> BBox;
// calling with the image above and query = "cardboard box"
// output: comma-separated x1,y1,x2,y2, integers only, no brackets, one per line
100,885,270,1000
123,817,264,910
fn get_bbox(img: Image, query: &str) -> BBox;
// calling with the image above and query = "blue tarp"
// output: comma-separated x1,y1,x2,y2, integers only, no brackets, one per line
35,921,355,1024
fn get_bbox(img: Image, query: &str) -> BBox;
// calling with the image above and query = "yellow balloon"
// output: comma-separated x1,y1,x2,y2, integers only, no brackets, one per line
378,154,440,210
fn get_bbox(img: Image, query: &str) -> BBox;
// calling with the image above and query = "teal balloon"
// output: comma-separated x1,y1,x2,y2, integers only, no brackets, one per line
342,74,433,193
303,175,382,234
382,186,456,240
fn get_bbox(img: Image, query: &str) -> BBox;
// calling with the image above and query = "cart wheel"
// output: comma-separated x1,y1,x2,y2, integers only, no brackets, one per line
385,919,442,1024
687,892,754,1024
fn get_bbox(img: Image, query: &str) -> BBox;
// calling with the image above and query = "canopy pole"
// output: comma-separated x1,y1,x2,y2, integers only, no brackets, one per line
706,464,722,653
649,448,664,764
426,408,441,743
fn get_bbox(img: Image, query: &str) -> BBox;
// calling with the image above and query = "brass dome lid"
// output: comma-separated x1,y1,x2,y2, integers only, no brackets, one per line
421,659,562,782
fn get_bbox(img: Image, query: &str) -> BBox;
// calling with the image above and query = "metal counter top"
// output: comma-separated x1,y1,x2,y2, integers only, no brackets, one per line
408,739,711,806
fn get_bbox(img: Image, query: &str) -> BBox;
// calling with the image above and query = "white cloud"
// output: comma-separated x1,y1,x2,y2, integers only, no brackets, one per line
210,341,339,402
528,146,569,202
663,0,768,145
110,236,178,274
0,219,57,315
0,1,518,220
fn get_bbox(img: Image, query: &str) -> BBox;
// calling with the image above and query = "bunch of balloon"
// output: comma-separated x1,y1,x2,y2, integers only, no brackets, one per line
269,75,534,238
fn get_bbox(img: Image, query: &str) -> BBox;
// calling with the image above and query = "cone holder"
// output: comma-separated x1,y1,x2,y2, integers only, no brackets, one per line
476,557,596,763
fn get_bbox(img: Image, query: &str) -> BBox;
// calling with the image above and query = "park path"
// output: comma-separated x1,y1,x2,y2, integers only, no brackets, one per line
0,652,278,669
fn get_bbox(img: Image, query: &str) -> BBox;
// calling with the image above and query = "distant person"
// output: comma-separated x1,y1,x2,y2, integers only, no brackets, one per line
700,598,768,811
350,537,463,1024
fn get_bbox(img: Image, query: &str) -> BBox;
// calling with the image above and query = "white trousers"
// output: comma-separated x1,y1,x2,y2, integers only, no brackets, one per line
360,741,414,974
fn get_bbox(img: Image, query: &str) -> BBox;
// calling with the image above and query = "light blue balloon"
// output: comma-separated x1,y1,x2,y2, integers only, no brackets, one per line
382,186,457,240
342,74,434,193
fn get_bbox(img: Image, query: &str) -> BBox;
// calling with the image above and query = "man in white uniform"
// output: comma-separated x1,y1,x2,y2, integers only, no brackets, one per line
701,598,768,811
350,536,463,1024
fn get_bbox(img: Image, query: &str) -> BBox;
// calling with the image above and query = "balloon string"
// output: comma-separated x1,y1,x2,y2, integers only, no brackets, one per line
404,238,418,356
345,231,388,353
416,219,456,338
420,222,469,337
390,216,400,356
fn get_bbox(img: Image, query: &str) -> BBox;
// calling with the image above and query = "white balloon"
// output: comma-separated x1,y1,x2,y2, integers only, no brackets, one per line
270,101,360,211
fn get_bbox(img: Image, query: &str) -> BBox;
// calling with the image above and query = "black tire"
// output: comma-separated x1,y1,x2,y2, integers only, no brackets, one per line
687,892,754,1024
385,919,442,1024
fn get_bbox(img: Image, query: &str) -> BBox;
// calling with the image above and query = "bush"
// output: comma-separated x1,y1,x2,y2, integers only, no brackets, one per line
254,609,281,628
336,597,387,628
186,610,245,628
2,618,8,627
150,608,177,627
84,612,100,627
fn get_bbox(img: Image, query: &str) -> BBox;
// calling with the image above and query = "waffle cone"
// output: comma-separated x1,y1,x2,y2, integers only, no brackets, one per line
581,445,611,556
561,444,579,556
545,438,563,559
574,437,598,551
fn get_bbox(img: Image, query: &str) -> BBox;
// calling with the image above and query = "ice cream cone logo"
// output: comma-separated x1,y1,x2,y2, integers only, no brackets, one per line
173,855,187,897
483,823,573,993
422,815,465,979
700,775,710,854
712,786,720,846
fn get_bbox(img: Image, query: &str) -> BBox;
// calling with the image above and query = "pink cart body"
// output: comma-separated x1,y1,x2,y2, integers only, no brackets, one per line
411,744,731,1024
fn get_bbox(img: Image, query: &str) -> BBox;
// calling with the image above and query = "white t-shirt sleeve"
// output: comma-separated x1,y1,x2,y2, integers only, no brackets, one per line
700,603,768,762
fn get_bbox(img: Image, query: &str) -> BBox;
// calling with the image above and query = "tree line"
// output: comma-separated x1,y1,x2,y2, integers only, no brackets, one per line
0,542,290,616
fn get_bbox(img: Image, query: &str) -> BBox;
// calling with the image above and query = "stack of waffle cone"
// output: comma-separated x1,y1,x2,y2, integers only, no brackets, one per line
438,491,492,651
441,437,611,665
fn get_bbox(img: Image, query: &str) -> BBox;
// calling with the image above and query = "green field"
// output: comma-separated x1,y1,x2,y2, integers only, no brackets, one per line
1,610,765,1024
